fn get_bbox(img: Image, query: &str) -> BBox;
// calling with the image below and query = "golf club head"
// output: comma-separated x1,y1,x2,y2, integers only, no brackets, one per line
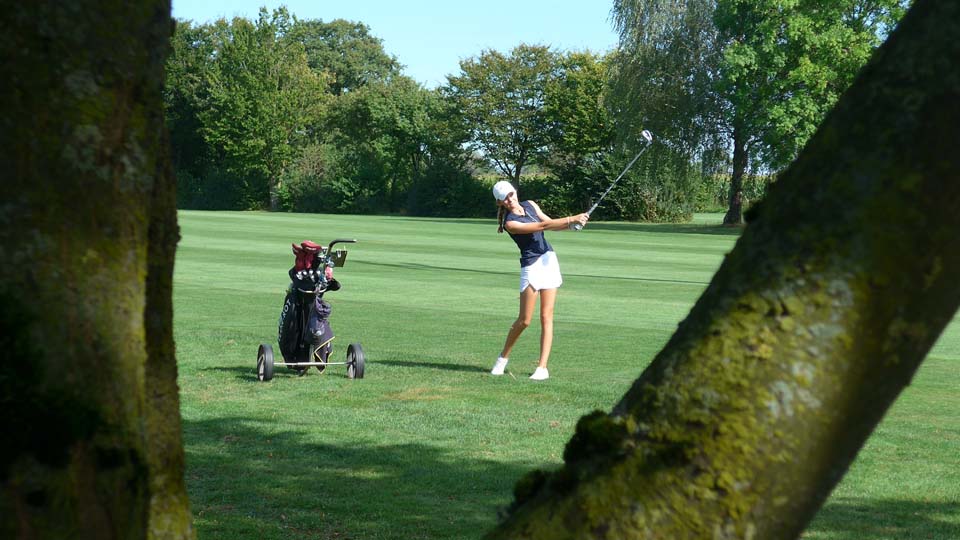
641,129,654,143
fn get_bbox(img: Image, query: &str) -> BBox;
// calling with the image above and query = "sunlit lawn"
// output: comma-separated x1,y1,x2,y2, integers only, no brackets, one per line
174,210,960,539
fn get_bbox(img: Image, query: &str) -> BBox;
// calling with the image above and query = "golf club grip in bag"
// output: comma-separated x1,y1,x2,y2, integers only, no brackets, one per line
572,130,654,231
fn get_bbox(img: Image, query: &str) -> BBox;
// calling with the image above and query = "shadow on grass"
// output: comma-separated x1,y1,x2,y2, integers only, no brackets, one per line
374,359,489,373
183,416,525,540
580,221,743,236
200,366,259,381
387,218,744,237
183,414,959,540
353,259,513,277
200,365,363,382
355,259,710,286
806,496,960,539
563,272,711,286
387,217,495,226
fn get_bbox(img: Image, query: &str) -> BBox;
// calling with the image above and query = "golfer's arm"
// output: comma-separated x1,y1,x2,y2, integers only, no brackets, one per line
531,202,572,231
504,218,571,234
529,201,554,223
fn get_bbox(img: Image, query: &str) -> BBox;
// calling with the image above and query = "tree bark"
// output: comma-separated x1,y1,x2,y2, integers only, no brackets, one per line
722,125,748,225
0,1,193,538
512,166,524,185
486,1,960,538
269,179,281,211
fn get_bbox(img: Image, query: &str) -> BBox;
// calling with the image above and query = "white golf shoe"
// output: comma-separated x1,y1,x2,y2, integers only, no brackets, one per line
529,367,549,380
491,357,509,375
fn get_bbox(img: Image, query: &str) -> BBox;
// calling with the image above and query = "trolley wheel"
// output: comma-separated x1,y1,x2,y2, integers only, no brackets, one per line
346,343,365,379
257,344,274,382
312,341,328,373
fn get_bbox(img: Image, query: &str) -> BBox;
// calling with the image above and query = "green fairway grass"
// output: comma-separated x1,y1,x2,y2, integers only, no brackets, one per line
175,210,959,539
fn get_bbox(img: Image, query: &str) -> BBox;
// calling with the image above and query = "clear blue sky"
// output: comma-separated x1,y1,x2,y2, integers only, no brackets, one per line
171,1,619,88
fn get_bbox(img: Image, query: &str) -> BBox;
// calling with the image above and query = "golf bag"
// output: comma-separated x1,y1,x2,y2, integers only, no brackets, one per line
277,241,340,373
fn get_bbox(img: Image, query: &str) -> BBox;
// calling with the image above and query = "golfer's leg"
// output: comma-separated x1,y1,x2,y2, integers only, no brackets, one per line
500,286,538,358
537,287,557,368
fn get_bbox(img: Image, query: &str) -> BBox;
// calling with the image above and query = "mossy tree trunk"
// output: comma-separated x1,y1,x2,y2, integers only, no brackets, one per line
0,1,193,539
487,1,960,538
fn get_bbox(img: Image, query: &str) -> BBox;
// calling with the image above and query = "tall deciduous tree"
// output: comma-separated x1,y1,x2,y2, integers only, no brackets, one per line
609,0,727,220
324,75,435,212
714,0,910,225
540,50,619,217
0,1,192,538
610,0,909,225
200,8,327,210
165,20,216,188
545,51,614,166
287,18,402,96
445,44,560,188
487,0,959,537
609,0,722,154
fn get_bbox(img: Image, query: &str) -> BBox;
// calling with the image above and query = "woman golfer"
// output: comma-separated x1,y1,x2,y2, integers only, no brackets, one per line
490,180,589,380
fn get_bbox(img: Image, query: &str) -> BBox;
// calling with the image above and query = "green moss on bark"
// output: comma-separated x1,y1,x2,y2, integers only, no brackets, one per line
1,1,192,538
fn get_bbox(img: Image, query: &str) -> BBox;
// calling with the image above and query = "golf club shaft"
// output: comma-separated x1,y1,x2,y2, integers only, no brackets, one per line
573,136,654,231
586,150,645,215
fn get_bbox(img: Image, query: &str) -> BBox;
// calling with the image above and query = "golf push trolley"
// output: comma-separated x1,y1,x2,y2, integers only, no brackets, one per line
256,238,366,381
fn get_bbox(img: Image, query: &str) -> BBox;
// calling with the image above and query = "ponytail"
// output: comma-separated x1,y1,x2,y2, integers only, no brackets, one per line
496,206,506,233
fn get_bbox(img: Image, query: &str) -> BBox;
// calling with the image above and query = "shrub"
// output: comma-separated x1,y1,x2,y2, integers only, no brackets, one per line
408,161,490,217
693,173,773,213
176,166,267,210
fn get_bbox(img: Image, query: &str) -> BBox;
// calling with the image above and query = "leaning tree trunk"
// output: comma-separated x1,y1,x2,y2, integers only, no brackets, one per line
722,125,748,225
487,1,960,538
0,1,193,539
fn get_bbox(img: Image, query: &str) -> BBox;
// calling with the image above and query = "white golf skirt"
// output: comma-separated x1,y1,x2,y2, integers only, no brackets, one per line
519,251,563,292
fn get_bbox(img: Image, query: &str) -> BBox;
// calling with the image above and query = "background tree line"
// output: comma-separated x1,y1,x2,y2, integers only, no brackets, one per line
167,2,909,222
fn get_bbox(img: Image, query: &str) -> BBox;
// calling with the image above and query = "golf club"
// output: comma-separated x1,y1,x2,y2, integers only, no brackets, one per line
571,129,654,231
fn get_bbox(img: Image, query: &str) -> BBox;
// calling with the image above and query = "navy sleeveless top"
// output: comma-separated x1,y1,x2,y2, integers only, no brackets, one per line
505,200,554,267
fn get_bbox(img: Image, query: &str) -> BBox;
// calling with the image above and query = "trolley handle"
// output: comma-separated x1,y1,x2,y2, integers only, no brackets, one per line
326,238,357,253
